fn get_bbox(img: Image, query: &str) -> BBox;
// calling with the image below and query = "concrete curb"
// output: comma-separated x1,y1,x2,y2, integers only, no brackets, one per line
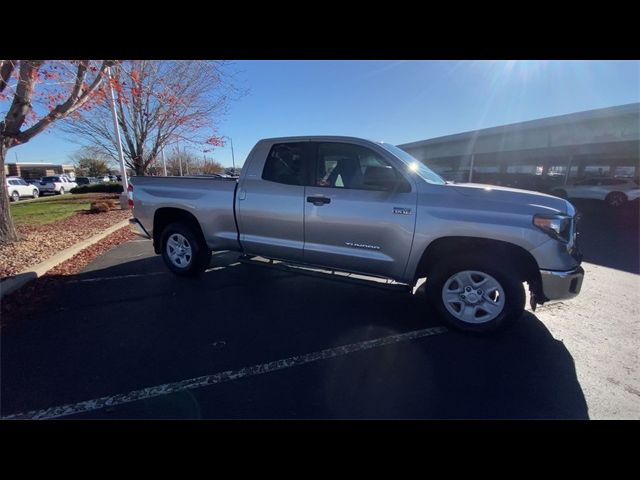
0,219,131,299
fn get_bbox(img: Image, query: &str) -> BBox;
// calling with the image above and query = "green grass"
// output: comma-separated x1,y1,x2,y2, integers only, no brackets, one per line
10,195,93,226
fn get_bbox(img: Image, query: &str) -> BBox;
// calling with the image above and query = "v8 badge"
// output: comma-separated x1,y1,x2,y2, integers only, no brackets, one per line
393,207,412,215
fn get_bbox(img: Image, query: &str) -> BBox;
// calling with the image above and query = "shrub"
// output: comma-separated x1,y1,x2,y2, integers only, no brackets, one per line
89,201,111,213
71,182,123,194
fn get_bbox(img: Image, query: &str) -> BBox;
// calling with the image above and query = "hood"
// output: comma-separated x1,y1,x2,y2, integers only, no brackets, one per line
450,183,571,215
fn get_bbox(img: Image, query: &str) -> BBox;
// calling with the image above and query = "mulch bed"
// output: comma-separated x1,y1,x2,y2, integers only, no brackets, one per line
1,226,136,328
0,199,132,279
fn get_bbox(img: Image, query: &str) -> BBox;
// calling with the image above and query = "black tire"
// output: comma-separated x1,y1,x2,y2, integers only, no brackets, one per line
160,222,211,276
58,187,65,195
10,191,19,202
33,190,39,198
605,191,627,208
426,255,525,334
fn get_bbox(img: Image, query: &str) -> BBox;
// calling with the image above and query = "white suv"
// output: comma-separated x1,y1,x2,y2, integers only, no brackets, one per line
6,177,40,202
38,175,78,195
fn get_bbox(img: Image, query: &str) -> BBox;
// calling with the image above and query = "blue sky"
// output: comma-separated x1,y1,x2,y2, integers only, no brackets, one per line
8,60,639,168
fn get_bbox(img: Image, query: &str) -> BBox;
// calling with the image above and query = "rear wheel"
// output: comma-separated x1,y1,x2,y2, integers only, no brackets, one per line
32,189,39,198
605,191,627,208
160,222,210,276
59,187,65,195
427,255,525,334
10,191,19,202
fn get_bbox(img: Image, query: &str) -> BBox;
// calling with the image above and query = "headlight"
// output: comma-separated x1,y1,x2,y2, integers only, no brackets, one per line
533,214,572,243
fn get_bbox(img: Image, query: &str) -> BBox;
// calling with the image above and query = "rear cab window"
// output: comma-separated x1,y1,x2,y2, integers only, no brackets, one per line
262,143,308,186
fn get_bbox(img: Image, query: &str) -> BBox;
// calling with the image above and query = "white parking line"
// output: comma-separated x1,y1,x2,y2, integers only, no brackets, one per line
2,325,448,420
66,272,167,283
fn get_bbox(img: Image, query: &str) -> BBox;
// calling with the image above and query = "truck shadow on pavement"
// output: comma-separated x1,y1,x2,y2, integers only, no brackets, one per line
1,249,588,419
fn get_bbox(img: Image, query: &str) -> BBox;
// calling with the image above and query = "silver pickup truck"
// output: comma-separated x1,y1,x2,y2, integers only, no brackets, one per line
130,136,584,333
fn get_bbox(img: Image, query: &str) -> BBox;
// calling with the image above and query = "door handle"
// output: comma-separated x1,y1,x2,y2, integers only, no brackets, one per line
307,196,331,206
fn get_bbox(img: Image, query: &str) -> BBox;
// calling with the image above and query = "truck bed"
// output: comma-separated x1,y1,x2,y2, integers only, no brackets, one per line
131,175,240,251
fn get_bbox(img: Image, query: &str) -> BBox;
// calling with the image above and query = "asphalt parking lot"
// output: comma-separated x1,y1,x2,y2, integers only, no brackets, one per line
1,200,638,419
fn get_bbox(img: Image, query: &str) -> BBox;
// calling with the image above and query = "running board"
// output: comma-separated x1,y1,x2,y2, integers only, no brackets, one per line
238,255,411,293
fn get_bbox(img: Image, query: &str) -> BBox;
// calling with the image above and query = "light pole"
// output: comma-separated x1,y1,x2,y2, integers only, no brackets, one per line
230,137,236,172
160,138,183,176
106,65,129,208
220,136,236,173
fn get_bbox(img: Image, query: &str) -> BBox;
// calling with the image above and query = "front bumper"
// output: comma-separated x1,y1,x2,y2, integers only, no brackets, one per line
539,266,584,302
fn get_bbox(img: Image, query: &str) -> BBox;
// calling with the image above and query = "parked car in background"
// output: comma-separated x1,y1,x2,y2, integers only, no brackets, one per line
97,175,110,183
552,177,640,207
75,176,100,186
38,175,78,195
5,177,40,201
75,176,91,186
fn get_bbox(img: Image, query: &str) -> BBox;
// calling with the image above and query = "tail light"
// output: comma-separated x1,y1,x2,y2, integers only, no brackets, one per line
127,183,134,208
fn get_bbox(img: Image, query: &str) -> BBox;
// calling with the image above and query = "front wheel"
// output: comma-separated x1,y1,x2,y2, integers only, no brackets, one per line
160,222,211,276
58,187,65,195
427,256,525,334
32,189,39,198
10,191,19,202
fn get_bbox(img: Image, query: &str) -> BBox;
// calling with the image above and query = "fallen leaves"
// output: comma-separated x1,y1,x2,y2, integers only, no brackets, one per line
0,207,132,279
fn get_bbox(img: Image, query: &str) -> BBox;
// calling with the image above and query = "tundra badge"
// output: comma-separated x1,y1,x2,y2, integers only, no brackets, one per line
345,242,381,250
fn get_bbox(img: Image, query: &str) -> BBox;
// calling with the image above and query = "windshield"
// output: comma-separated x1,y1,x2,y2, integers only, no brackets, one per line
42,177,60,182
379,142,446,185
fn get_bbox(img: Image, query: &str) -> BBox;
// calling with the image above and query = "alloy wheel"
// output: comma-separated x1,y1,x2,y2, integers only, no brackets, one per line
441,270,506,324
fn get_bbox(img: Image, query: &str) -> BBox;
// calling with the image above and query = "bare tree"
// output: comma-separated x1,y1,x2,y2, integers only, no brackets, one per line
0,60,113,243
157,146,226,177
199,159,225,175
163,147,197,176
70,146,114,176
60,60,240,176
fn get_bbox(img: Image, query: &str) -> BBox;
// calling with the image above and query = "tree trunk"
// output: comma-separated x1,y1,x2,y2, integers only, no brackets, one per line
0,139,20,243
132,155,145,176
